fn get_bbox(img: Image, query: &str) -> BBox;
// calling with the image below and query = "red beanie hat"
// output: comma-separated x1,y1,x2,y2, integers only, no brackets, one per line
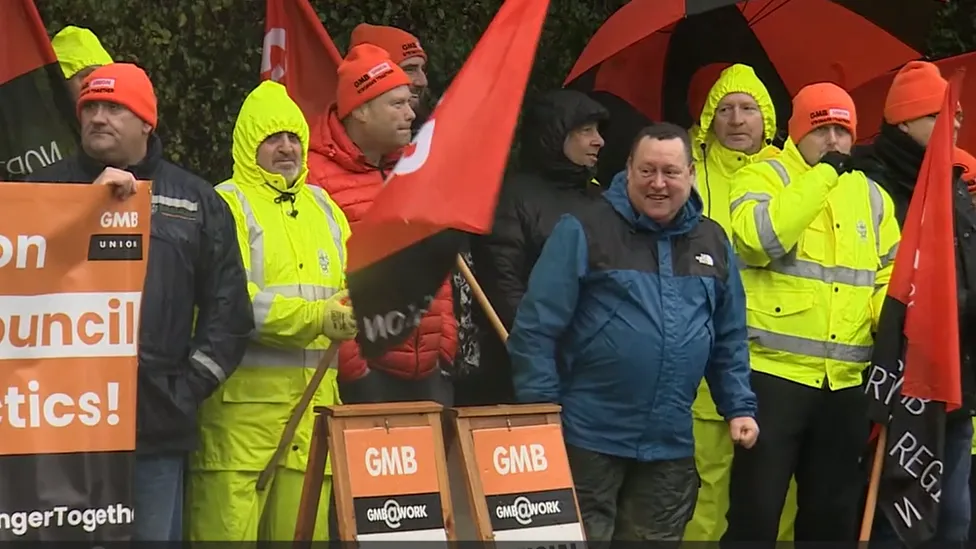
884,61,947,125
77,63,157,129
350,23,426,65
336,44,412,120
788,82,857,142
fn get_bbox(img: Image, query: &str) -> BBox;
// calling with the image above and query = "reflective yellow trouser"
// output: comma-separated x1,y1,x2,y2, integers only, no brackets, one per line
683,418,798,541
186,467,332,542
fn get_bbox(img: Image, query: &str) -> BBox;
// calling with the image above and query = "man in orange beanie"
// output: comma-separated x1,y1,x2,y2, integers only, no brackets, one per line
306,43,456,404
27,63,253,542
722,81,901,544
855,60,976,543
350,23,428,114
306,41,457,546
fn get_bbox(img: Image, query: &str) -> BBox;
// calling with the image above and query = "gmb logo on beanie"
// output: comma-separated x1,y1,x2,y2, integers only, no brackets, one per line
77,62,158,129
336,44,411,119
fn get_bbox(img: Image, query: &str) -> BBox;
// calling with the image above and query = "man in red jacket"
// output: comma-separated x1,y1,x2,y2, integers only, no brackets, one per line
306,43,457,406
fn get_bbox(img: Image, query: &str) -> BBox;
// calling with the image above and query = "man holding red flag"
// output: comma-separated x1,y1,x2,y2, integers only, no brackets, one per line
306,44,457,406
857,61,973,544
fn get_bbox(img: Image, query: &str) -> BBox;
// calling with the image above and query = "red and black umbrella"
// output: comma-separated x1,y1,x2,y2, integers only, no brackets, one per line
565,0,944,131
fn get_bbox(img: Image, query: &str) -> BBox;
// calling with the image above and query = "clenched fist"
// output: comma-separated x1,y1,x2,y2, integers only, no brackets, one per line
729,416,759,449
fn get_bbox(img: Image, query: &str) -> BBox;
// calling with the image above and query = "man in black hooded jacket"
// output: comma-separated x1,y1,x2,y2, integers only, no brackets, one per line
463,89,608,407
854,60,975,542
26,63,253,541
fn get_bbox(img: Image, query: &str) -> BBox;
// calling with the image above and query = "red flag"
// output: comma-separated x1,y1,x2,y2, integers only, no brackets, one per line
260,0,342,120
347,0,550,272
344,0,550,358
887,69,965,409
0,0,78,180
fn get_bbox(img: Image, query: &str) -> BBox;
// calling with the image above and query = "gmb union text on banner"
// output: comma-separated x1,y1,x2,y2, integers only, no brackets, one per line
0,181,150,541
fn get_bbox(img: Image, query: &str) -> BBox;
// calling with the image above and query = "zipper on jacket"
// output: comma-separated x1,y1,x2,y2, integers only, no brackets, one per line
700,143,712,218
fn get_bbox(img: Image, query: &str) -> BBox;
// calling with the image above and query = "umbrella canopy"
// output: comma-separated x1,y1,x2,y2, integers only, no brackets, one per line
566,0,942,130
849,52,975,154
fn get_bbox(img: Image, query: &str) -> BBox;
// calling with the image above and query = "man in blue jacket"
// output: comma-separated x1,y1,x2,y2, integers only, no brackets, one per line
508,122,759,542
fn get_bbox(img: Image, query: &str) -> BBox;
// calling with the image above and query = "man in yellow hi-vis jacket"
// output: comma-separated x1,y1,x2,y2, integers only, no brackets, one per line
186,80,356,541
684,63,798,542
721,83,901,542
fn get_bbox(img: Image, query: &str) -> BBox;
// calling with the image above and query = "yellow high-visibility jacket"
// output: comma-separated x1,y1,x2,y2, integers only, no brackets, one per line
729,139,901,390
692,63,780,420
190,80,351,474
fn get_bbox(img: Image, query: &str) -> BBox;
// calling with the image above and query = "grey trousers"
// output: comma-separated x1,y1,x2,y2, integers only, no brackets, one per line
566,444,699,544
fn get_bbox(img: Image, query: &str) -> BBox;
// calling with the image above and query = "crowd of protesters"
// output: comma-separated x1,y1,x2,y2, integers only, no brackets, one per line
21,19,976,544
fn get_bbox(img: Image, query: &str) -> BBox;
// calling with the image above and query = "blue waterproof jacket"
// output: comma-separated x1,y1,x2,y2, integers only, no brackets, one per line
508,172,757,461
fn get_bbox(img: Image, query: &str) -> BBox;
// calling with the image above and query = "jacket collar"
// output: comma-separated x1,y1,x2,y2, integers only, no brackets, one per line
699,136,778,179
310,105,399,174
605,170,702,236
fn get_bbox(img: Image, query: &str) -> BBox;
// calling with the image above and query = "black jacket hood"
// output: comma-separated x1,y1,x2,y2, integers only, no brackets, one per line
517,89,609,186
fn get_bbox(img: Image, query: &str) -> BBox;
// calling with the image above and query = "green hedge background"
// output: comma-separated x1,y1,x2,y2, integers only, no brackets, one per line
37,0,976,184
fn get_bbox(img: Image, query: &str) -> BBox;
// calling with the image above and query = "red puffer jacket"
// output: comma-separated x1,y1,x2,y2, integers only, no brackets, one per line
307,105,457,382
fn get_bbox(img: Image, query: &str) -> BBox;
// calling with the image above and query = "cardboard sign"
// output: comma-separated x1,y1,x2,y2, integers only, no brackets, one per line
0,182,150,540
343,425,448,541
471,424,585,541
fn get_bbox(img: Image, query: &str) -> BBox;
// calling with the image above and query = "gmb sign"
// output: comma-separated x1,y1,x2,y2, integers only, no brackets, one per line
472,424,585,542
343,425,449,542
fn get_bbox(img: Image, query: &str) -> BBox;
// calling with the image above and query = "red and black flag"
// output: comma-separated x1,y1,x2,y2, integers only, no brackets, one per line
345,0,550,358
0,0,79,181
864,69,964,547
261,0,343,121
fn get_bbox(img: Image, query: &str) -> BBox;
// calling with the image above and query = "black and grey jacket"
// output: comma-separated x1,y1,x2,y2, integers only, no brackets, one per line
28,134,254,453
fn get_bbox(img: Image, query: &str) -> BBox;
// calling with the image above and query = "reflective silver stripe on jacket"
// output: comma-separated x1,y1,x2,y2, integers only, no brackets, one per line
237,345,337,369
217,182,342,369
739,160,891,288
748,327,873,363
216,183,266,285
750,159,792,259
307,185,346,269
252,284,339,327
191,350,226,383
152,194,199,213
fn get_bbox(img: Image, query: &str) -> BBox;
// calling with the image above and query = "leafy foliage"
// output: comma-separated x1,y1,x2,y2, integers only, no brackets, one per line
36,0,973,183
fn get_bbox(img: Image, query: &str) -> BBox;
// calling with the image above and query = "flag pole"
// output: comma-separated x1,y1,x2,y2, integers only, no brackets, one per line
859,424,888,541
257,345,340,491
456,254,510,342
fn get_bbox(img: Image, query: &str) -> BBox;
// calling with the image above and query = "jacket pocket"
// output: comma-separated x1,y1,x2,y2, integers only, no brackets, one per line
798,224,829,262
745,288,815,332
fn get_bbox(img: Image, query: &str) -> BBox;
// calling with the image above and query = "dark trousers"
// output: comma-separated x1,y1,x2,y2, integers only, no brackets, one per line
970,453,976,541
327,367,454,543
722,371,868,544
337,367,454,406
566,444,699,543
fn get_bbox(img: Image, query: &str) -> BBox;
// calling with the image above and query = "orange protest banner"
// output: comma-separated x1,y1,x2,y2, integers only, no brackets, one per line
453,404,586,543
295,402,455,543
0,180,150,541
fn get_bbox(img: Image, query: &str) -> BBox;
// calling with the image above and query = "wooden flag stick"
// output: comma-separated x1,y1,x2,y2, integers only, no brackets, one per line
257,345,339,491
859,424,888,541
456,254,509,342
